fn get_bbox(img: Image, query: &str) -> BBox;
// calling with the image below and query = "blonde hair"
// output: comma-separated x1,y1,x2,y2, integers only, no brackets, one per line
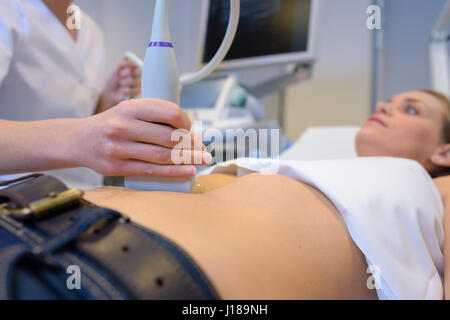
420,89,450,177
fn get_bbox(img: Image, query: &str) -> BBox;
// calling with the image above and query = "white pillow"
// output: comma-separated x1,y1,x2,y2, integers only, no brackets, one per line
281,126,360,161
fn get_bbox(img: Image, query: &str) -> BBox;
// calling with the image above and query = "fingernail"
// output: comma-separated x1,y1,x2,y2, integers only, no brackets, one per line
203,152,212,164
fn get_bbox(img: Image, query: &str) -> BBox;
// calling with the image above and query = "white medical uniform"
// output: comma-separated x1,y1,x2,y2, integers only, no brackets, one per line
0,0,105,190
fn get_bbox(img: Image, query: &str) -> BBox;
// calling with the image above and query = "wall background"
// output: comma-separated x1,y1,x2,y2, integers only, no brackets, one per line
376,0,448,102
75,0,448,141
283,0,373,139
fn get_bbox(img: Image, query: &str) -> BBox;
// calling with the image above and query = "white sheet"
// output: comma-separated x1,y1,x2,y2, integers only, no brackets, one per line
201,157,445,300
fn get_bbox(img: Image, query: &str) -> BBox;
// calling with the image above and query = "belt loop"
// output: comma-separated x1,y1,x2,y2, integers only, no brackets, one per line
31,207,121,257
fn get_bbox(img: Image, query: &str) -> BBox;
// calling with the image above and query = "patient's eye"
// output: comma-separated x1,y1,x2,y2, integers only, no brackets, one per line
405,105,419,115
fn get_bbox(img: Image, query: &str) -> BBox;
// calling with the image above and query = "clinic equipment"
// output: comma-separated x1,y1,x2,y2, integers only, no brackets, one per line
430,0,450,96
123,57,267,132
180,73,265,131
124,0,240,192
197,0,317,134
125,51,144,69
199,0,318,70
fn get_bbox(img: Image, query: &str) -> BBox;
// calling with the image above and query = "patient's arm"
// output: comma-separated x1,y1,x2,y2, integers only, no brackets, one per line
434,176,450,300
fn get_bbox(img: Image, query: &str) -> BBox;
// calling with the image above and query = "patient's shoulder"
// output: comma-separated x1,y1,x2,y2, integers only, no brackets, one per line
434,175,450,199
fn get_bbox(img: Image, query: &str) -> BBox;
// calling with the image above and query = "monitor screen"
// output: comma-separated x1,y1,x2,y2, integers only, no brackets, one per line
201,0,314,69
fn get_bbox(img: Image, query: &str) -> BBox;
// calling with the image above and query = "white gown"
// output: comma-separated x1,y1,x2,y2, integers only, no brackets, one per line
0,0,105,190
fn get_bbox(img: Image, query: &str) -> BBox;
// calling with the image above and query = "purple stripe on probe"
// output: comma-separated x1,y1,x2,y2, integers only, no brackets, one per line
148,41,174,48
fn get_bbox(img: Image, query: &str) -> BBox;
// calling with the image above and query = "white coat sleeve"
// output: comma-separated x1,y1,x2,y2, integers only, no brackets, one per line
0,1,23,87
0,21,13,86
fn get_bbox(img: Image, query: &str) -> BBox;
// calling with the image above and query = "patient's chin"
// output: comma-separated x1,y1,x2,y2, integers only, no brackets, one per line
355,130,371,155
355,129,385,157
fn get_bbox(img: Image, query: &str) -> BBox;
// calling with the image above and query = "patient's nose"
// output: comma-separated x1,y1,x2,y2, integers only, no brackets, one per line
375,101,393,116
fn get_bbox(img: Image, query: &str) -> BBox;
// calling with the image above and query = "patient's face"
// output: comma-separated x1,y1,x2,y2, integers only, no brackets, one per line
355,91,445,171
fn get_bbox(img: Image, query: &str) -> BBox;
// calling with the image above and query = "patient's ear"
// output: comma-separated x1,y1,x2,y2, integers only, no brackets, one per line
431,144,450,168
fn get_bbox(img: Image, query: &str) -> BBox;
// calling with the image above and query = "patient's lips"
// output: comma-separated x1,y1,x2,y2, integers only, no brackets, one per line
367,115,387,127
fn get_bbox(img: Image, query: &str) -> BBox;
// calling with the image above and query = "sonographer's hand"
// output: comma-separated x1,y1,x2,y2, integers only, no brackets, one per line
96,58,142,114
79,99,211,177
